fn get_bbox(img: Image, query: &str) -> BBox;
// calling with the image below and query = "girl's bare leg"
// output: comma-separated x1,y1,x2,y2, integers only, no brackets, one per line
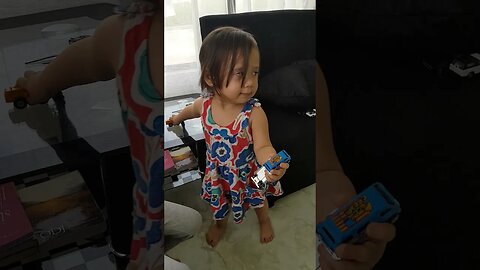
206,217,228,247
254,203,274,243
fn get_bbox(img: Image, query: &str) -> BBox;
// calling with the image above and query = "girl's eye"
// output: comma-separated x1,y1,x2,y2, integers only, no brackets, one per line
235,71,244,77
253,71,259,76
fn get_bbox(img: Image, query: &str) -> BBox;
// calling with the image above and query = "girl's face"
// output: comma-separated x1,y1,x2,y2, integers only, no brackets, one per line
211,48,260,105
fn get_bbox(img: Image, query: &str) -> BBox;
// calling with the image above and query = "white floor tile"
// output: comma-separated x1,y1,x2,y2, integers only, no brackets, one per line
52,251,85,270
85,256,115,270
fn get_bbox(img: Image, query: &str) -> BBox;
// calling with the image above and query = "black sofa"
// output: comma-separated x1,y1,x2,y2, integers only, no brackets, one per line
318,1,480,269
199,10,317,204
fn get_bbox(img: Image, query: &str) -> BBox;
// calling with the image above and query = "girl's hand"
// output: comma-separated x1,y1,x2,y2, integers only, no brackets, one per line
15,71,50,105
265,155,289,182
166,115,180,126
318,222,396,270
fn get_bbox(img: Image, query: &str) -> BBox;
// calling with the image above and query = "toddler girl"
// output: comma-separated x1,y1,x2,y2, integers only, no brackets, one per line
167,26,289,247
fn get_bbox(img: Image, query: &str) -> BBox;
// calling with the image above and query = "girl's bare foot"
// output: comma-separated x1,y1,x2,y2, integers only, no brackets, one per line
259,217,274,243
206,220,227,247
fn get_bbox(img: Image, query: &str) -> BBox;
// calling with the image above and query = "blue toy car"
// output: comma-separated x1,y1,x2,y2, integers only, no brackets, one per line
251,150,291,190
316,182,401,260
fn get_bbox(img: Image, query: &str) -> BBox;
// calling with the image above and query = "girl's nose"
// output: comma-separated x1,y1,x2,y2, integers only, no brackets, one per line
243,75,255,88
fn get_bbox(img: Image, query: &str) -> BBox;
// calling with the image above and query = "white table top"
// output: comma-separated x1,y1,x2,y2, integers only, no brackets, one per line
164,96,204,149
0,17,127,180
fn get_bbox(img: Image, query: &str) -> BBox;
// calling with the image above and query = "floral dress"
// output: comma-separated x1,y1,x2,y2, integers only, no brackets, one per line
116,2,162,269
200,96,283,223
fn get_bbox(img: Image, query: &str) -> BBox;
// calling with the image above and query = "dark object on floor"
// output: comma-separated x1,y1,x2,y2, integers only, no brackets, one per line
109,251,130,270
101,150,135,257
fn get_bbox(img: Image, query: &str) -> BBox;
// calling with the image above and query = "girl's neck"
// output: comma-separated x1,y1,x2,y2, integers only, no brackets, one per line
212,94,245,110
210,94,247,127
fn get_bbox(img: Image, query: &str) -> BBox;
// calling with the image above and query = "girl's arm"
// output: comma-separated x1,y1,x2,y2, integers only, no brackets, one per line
16,14,125,104
251,106,288,182
168,97,203,125
251,106,275,164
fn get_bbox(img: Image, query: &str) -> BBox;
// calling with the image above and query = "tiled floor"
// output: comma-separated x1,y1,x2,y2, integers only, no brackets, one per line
41,245,115,270
6,244,116,270
164,169,202,190
166,183,316,270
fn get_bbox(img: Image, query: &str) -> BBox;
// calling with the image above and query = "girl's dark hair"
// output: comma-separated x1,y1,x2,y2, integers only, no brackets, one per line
199,26,258,93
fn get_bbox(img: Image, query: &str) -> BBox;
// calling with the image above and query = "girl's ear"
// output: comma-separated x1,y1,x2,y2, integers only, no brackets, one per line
204,74,214,87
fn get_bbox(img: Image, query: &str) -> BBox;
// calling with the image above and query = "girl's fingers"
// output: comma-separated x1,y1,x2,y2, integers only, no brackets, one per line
271,164,288,176
279,162,289,169
265,172,275,182
266,169,287,182
268,169,280,178
266,171,280,182
263,158,289,182
15,76,27,88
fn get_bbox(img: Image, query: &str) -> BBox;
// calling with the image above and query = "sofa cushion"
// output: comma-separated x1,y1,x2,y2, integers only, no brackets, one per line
255,59,316,110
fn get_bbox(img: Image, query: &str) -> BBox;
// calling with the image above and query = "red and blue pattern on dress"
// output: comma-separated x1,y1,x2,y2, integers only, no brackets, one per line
200,96,283,224
116,9,163,270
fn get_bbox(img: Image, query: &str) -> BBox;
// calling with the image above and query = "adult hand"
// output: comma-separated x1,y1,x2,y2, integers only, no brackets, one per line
318,222,396,270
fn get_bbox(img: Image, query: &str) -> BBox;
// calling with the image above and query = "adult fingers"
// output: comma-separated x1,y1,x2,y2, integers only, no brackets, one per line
366,223,396,243
335,243,377,263
318,243,375,270
318,243,335,270
318,243,361,270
